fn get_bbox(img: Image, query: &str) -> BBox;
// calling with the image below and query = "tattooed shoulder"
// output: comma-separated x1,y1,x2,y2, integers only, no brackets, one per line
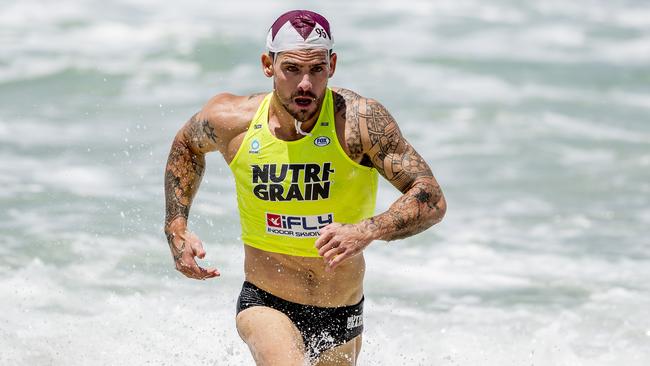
333,88,361,115
248,92,267,100
333,89,365,162
361,99,433,191
183,113,220,152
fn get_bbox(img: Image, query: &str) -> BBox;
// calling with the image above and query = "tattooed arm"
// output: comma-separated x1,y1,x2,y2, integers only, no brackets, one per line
163,93,261,279
316,89,446,270
164,111,223,280
357,98,446,240
164,113,220,228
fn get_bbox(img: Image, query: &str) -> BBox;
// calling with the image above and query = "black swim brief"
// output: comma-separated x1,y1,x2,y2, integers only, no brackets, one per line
236,281,364,359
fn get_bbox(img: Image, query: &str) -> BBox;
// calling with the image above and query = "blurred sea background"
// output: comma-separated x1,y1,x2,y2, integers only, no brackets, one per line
1,0,649,364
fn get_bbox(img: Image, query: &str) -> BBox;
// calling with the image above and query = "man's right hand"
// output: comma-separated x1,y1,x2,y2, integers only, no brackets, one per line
166,230,220,280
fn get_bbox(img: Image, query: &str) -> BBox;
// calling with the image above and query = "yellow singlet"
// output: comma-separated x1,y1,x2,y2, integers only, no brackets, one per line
228,89,378,257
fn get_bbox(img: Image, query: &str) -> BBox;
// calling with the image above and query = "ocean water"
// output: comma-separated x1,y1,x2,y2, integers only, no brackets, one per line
1,0,649,364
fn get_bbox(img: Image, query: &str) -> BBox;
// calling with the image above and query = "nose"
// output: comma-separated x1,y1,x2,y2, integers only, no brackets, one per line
297,73,312,92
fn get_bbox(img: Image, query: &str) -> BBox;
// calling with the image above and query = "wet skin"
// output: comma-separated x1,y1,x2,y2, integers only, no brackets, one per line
163,46,446,365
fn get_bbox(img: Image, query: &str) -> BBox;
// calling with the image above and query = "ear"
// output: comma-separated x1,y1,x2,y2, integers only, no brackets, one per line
328,52,337,78
261,53,274,78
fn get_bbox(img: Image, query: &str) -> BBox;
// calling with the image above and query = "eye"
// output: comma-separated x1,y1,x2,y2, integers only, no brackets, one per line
311,66,324,73
285,65,299,72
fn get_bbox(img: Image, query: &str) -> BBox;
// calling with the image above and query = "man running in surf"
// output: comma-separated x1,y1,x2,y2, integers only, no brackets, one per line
163,9,446,366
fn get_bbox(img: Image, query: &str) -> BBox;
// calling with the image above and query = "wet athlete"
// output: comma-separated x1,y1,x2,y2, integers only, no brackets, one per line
164,10,446,366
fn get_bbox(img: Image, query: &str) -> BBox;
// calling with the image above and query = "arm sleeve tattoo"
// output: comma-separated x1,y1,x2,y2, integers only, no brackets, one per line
354,98,446,241
164,113,218,234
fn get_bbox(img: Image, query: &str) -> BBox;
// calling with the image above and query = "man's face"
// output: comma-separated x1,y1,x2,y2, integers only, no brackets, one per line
264,48,336,122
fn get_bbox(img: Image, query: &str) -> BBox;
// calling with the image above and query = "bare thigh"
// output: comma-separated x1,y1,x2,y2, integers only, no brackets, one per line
314,335,362,366
236,306,307,366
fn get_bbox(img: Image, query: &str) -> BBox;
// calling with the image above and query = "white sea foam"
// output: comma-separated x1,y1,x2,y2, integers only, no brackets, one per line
613,8,650,29
31,165,117,197
522,24,586,48
0,121,108,147
192,202,227,217
609,91,650,110
0,1,87,27
3,0,650,364
596,36,650,64
540,113,650,143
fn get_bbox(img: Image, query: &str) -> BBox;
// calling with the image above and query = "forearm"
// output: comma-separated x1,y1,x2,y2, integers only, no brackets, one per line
164,135,206,235
361,177,446,241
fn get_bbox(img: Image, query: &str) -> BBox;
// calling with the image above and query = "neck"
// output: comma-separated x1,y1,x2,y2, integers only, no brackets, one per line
268,92,322,141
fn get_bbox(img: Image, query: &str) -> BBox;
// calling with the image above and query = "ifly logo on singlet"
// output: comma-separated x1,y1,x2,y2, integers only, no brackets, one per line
251,163,334,201
265,213,333,238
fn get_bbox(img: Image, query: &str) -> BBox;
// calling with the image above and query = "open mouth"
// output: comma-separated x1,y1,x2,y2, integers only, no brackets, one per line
294,96,314,107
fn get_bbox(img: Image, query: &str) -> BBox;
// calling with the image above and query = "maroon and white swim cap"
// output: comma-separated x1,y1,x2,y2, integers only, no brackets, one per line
266,10,334,53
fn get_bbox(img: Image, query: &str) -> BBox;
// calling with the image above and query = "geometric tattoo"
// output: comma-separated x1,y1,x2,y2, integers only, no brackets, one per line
334,88,444,241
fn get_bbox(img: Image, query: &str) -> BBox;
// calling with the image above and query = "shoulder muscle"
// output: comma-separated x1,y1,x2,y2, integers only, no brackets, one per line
180,92,266,154
334,89,433,192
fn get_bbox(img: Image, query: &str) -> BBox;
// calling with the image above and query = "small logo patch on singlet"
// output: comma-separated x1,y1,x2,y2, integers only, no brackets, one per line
314,136,330,147
249,139,261,154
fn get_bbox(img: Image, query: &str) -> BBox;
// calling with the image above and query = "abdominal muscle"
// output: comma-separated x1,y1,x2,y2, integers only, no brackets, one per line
243,244,365,307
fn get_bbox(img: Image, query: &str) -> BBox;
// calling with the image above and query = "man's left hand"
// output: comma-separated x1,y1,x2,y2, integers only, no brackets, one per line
315,223,374,271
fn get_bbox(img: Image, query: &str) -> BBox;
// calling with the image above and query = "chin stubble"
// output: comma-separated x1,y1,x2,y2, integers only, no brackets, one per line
281,96,321,122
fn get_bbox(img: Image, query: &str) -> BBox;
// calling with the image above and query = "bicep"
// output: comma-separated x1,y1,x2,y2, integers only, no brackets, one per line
361,99,433,193
179,112,221,154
